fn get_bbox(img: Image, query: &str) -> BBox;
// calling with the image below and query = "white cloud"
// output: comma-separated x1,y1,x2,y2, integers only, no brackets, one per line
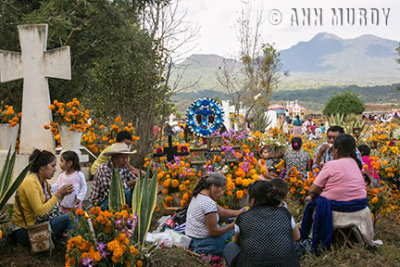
176,0,400,56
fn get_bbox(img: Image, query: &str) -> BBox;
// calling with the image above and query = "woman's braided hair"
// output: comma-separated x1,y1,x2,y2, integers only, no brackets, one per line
248,180,281,207
192,172,226,197
333,134,371,184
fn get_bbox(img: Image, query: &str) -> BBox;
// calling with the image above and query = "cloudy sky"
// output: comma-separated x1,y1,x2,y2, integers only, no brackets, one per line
177,0,400,57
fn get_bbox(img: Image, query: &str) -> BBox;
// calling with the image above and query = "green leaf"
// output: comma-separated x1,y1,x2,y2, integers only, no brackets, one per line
108,168,125,212
132,167,158,245
0,149,35,211
0,148,12,196
2,151,17,196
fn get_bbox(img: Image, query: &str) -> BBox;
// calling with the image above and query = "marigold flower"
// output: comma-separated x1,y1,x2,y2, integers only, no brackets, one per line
236,190,244,199
171,179,179,188
75,209,85,216
129,245,138,256
112,255,121,263
163,179,171,187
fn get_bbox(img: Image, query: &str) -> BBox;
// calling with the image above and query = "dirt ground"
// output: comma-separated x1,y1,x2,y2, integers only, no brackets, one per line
0,237,65,267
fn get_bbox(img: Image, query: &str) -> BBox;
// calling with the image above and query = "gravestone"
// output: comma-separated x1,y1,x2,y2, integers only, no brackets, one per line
153,135,189,162
0,24,71,154
0,24,73,197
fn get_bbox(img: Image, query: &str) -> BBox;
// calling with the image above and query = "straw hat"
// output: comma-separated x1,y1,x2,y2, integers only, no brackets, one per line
103,143,137,156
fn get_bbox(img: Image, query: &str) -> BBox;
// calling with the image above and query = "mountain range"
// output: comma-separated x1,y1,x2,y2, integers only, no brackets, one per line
173,32,399,92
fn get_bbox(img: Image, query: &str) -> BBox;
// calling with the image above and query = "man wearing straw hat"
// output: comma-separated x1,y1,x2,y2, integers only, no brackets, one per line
88,143,137,209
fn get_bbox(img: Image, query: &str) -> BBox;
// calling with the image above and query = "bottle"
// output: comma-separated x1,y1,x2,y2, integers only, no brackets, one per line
162,214,176,231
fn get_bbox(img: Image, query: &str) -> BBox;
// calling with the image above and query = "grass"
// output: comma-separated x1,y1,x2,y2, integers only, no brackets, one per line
1,202,400,266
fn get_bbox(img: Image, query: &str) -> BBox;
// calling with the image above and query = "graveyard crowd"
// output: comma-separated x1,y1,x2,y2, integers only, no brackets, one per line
11,124,379,266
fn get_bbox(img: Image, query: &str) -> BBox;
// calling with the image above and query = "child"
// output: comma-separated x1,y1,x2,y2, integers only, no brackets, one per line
51,151,87,213
271,178,290,208
271,178,304,259
358,144,380,181
258,145,279,180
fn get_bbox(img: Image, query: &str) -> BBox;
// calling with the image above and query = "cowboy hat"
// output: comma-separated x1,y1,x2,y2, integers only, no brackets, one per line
103,142,137,156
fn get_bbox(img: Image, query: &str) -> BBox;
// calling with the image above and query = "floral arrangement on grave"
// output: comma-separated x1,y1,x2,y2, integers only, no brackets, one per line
0,101,21,127
260,127,288,154
44,98,91,133
66,168,158,266
152,156,200,208
370,141,400,182
81,116,139,155
208,148,268,209
187,98,224,137
367,123,397,146
366,181,400,223
66,206,144,267
285,167,316,205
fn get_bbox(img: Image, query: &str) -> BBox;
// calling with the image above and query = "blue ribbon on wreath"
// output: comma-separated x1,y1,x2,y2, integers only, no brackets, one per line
187,98,224,136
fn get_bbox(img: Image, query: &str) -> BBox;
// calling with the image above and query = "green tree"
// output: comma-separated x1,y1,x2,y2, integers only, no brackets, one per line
323,91,365,116
217,2,285,126
0,0,170,165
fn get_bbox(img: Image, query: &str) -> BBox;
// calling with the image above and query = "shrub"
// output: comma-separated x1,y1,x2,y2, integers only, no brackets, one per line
323,91,365,116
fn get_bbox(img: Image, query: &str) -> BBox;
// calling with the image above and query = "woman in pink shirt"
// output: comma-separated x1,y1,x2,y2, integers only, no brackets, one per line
309,134,369,201
301,134,371,253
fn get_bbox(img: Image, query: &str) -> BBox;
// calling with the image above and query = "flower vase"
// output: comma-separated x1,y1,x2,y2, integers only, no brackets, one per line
58,125,82,156
0,123,19,154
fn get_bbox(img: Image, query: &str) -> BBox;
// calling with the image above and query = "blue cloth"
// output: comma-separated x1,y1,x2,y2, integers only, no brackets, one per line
13,213,73,246
190,228,234,256
223,242,241,266
99,188,132,210
293,119,302,126
300,196,367,254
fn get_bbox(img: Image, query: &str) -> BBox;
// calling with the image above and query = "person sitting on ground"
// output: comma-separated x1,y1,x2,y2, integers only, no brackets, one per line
292,115,303,136
12,149,74,246
186,172,244,256
91,130,143,177
312,126,362,171
301,134,373,253
283,137,310,178
223,180,300,267
258,145,280,180
358,144,380,181
88,143,137,209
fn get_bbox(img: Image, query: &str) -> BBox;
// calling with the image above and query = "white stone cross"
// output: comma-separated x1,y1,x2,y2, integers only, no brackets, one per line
0,24,71,154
